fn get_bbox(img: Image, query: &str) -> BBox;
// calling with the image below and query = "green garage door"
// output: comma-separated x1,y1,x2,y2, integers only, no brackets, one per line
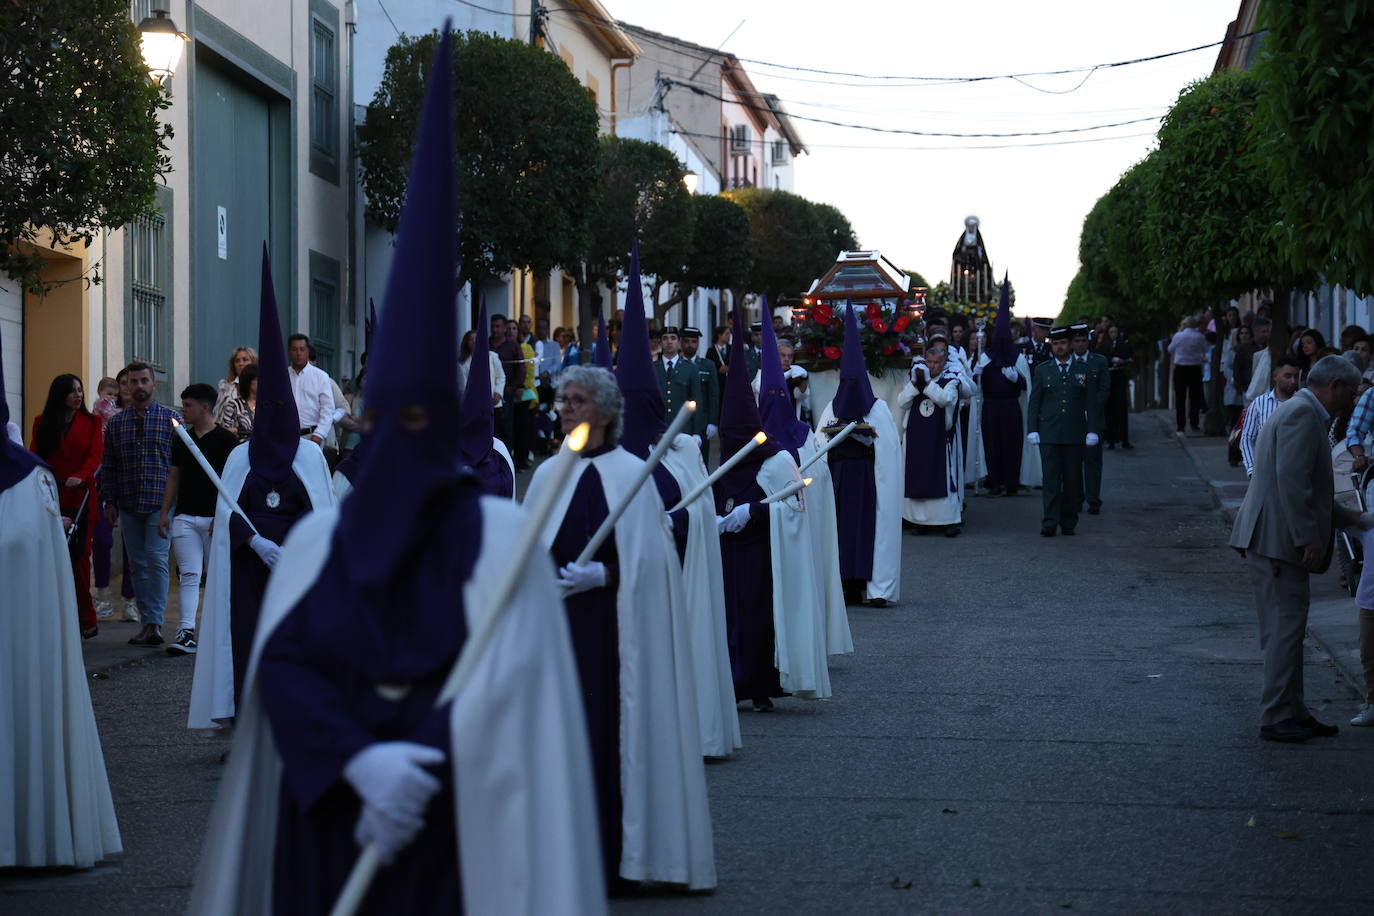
193,59,288,385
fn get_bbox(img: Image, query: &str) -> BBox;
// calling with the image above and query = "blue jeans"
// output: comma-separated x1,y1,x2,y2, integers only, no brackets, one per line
120,509,169,626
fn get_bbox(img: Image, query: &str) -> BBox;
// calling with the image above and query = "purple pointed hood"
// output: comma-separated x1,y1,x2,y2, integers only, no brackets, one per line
336,27,472,591
756,295,809,459
831,303,876,422
988,274,1016,368
248,245,301,480
614,241,667,459
718,298,779,492
0,318,44,493
459,300,495,465
593,313,612,369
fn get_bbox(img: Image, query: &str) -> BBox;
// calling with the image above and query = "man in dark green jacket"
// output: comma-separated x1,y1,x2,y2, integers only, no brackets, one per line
1027,328,1102,536
1071,325,1111,515
682,327,719,465
655,326,704,437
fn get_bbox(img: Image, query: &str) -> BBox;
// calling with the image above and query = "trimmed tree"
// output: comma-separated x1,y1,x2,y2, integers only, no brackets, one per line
571,136,693,341
723,187,831,307
0,0,173,293
358,30,599,317
1147,70,1289,435
813,202,859,257
673,194,752,329
1252,1,1374,296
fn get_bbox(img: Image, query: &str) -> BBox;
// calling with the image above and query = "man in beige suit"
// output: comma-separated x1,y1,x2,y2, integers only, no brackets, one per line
1230,355,1372,742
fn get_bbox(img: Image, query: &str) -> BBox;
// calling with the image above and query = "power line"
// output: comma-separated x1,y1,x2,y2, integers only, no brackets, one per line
374,0,401,37
670,127,1159,153
662,77,1162,139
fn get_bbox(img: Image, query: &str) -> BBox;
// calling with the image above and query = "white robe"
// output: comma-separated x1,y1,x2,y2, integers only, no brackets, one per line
816,398,903,604
0,466,121,867
186,498,606,915
526,447,716,889
757,450,832,699
897,369,964,526
796,431,852,654
1015,355,1042,487
187,440,335,728
965,359,987,488
661,434,742,757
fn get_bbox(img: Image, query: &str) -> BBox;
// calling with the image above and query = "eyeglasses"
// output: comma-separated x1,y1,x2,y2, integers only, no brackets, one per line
554,394,591,410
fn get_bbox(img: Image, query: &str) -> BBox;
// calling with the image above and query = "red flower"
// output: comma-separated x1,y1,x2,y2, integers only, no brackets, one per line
811,304,833,325
892,315,910,333
870,317,888,333
882,343,897,356
866,301,881,319
823,346,842,360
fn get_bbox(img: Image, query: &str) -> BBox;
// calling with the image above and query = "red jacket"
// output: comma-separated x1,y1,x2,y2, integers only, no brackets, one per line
30,411,104,521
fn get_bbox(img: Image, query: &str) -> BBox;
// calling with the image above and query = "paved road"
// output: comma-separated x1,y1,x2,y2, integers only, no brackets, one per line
6,418,1373,914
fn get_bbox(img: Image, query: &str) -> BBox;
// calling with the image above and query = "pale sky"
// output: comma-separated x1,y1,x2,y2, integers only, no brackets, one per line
608,0,1242,314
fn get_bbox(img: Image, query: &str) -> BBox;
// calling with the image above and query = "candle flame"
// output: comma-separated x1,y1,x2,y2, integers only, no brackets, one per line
752,431,768,445
170,418,180,427
803,478,813,486
685,400,697,412
565,422,591,453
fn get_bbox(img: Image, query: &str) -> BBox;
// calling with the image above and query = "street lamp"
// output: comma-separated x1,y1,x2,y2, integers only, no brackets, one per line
682,170,699,195
138,7,189,85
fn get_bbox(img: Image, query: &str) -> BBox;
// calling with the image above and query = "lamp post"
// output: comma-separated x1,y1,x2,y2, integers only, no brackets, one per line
682,170,699,195
138,7,189,85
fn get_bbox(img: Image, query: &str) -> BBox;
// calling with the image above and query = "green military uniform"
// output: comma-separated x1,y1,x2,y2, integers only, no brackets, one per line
655,353,704,436
1076,349,1110,513
1027,338,1101,535
681,328,719,466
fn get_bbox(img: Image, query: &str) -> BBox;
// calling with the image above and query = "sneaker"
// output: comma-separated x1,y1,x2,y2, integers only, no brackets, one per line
167,629,198,656
1351,704,1374,727
96,603,115,621
122,601,140,622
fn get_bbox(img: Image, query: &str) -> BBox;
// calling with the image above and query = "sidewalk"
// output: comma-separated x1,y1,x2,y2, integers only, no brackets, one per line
1153,408,1365,697
82,582,195,677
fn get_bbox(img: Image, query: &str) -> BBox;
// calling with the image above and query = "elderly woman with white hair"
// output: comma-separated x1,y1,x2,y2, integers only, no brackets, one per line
522,365,716,894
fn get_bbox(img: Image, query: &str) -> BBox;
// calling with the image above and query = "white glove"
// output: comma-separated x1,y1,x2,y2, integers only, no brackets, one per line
786,365,809,379
910,362,929,384
692,434,702,447
1001,366,1019,382
557,561,607,596
718,502,752,534
1026,432,1041,445
343,742,446,864
1085,433,1100,447
250,535,282,569
706,423,718,440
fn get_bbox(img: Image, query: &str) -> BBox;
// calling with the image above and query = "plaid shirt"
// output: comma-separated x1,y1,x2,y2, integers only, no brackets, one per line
101,401,178,515
1346,386,1374,453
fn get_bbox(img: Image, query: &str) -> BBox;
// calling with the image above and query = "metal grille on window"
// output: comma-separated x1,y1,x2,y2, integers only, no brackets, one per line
130,213,165,373
311,23,337,157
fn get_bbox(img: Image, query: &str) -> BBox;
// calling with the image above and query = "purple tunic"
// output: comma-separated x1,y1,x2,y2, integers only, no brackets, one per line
828,435,876,581
471,448,514,499
551,449,623,885
904,377,957,500
980,366,1025,490
228,471,312,709
714,474,785,702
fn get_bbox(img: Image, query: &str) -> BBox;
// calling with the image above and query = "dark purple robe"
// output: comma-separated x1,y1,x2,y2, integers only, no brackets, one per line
828,436,876,581
471,448,514,499
257,497,482,915
228,471,312,709
551,447,623,886
904,378,956,500
714,475,785,702
980,366,1025,490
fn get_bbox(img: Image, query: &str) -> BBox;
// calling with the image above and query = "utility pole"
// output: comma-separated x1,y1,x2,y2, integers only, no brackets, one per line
528,0,540,46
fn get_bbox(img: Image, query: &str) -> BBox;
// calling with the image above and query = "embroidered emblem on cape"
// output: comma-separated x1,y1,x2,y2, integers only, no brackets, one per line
919,399,936,418
266,490,281,509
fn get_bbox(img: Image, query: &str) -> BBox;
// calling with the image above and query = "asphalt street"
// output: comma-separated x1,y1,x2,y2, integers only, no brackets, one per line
5,416,1373,914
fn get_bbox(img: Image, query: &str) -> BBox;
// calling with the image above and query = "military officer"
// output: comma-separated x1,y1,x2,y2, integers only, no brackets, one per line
682,326,720,464
1026,327,1100,537
1071,324,1110,515
1026,318,1054,369
656,326,705,436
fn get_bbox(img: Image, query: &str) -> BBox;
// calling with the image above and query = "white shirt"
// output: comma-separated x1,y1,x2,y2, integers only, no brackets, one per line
1240,390,1283,478
289,363,335,441
459,352,506,408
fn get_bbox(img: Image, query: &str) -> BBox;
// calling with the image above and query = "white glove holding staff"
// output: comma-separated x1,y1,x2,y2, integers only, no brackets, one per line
557,561,607,596
1001,366,1019,382
1085,433,1100,447
343,742,446,865
706,423,719,440
1026,432,1041,445
250,535,282,569
716,503,753,534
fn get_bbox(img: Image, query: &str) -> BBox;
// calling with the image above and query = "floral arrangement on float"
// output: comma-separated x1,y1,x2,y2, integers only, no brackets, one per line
923,280,1014,326
793,299,924,376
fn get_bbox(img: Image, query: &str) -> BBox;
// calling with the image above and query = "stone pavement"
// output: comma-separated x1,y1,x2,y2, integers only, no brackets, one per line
1160,409,1367,701
8,415,1374,914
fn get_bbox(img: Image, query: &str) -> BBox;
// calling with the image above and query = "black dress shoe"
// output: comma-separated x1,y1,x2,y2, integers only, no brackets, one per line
1299,716,1339,737
1088,503,1102,515
944,525,961,538
751,697,774,712
1260,719,1313,743
1040,528,1056,537
1122,442,1134,450
867,597,889,608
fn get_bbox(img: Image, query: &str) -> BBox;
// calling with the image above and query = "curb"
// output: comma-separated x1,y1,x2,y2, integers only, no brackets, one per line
1161,412,1365,695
